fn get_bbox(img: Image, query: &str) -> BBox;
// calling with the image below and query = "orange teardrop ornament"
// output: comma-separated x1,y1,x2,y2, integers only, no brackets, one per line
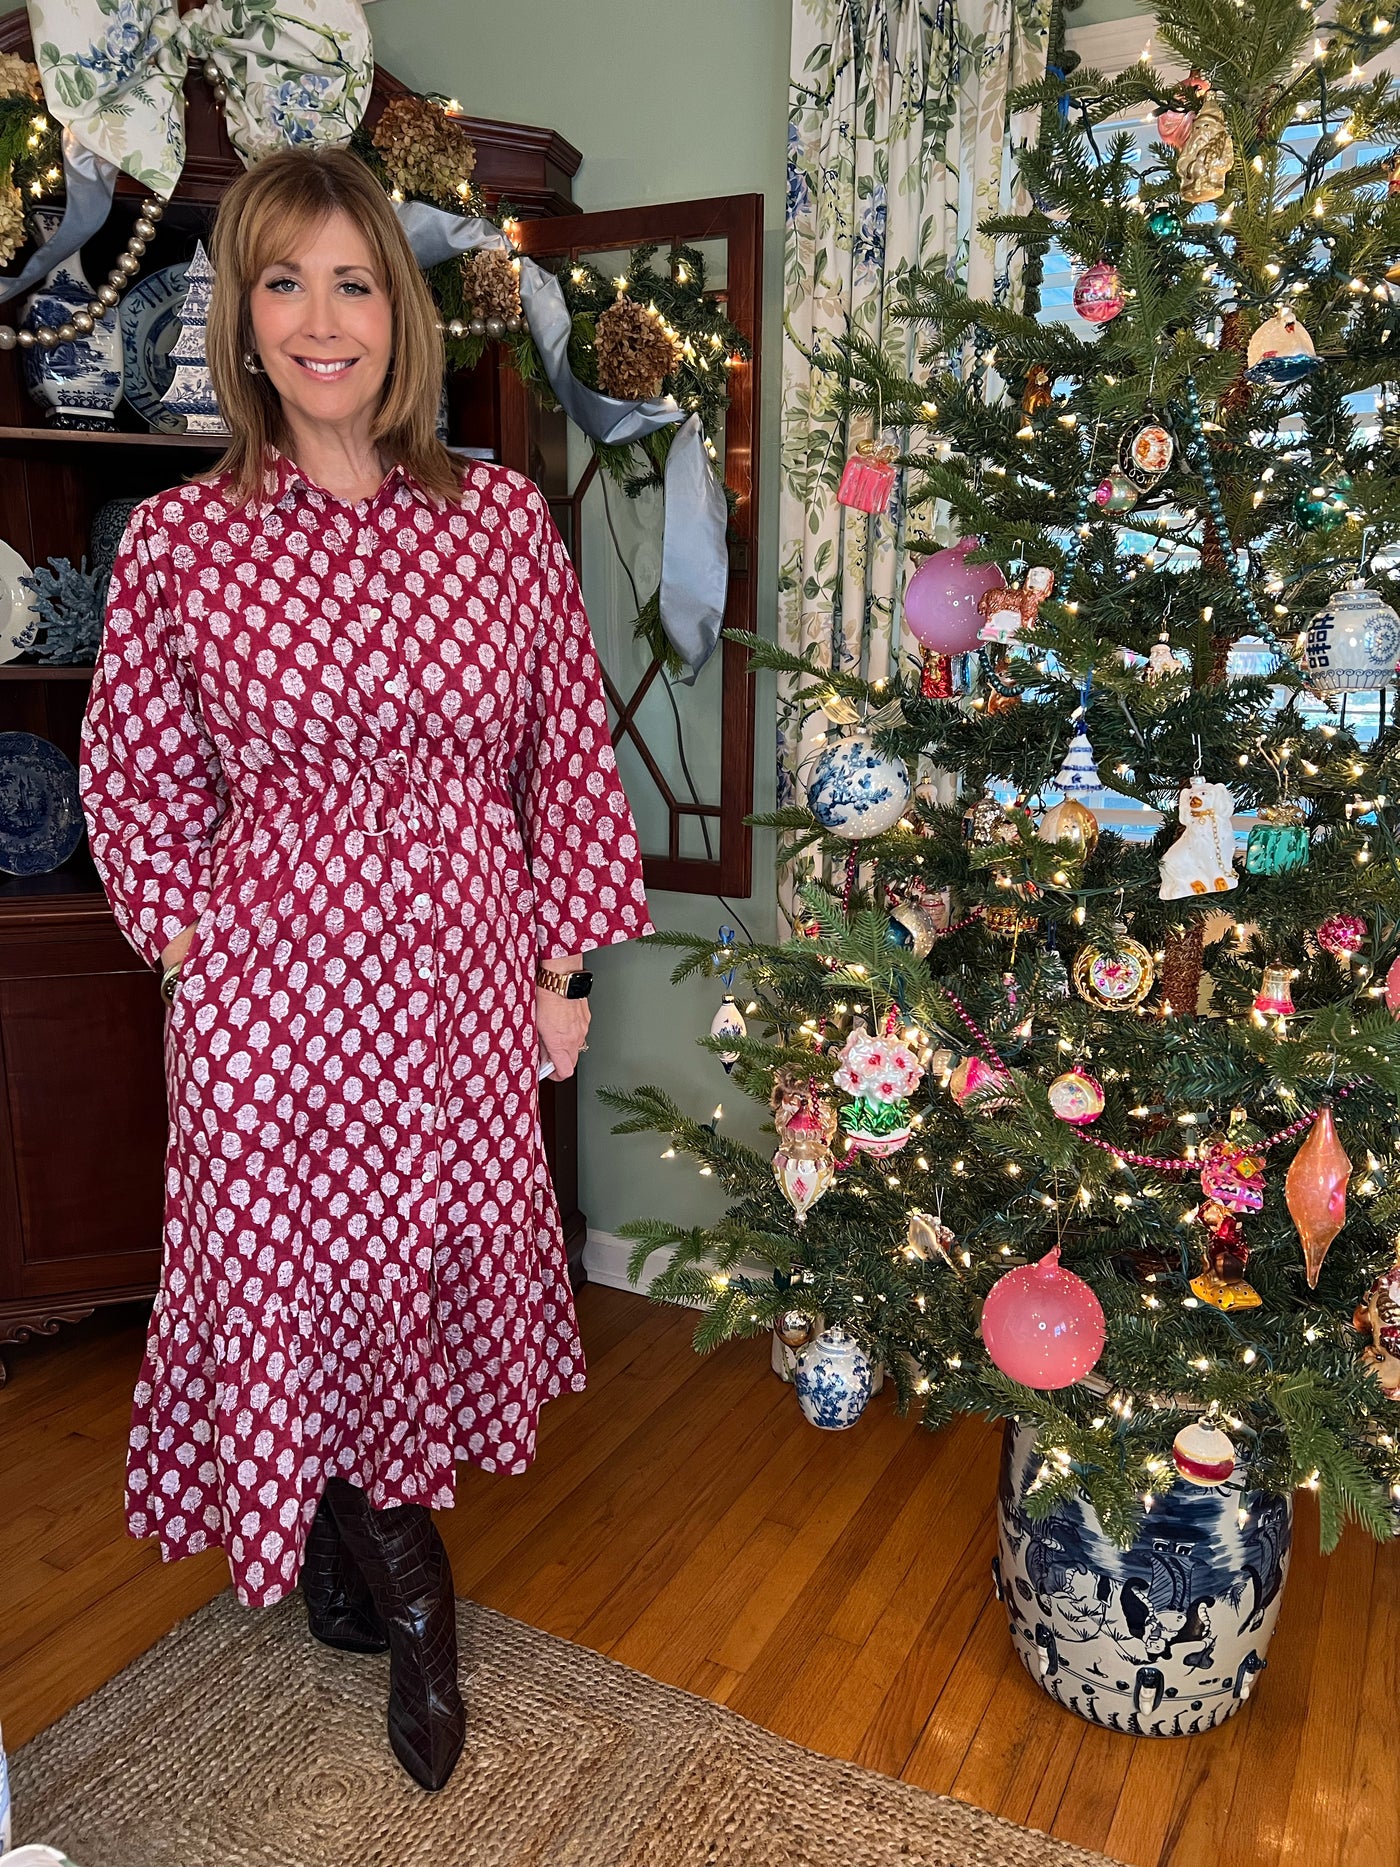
1285,1104,1352,1288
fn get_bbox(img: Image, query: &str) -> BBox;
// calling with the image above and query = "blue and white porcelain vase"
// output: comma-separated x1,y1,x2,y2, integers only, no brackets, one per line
20,207,122,429
1304,579,1400,692
805,732,911,840
792,1328,874,1428
994,1423,1292,1736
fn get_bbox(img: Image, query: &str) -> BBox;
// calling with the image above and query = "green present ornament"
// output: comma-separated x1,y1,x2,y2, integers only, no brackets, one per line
1294,471,1352,533
1148,207,1181,237
1245,801,1310,875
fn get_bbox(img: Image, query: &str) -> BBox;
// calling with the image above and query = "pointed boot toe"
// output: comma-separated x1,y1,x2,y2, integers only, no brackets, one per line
389,1685,467,1791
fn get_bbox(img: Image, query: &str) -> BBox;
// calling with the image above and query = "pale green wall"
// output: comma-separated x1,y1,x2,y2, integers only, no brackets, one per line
369,0,792,1236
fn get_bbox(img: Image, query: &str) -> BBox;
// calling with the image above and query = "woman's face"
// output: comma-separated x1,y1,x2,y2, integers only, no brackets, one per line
248,208,394,437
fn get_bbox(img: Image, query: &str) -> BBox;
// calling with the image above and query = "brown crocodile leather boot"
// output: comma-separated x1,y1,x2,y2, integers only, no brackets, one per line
323,1477,466,1791
301,1488,390,1655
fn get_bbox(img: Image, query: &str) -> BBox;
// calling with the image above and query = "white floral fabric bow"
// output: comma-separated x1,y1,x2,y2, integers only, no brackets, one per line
27,0,373,199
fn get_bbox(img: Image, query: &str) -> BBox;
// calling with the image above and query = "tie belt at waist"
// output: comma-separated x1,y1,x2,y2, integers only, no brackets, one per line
336,749,450,856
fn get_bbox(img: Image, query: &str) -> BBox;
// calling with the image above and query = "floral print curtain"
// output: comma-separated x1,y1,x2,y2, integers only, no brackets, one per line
778,0,1051,918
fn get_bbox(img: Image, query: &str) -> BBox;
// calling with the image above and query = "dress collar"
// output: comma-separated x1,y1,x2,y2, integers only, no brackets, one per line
254,447,431,518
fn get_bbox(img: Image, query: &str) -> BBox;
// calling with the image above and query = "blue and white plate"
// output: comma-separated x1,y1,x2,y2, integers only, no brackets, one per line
0,733,85,875
0,541,40,665
119,261,190,434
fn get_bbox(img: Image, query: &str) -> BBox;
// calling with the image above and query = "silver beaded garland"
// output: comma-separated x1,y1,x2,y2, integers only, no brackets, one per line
1,197,163,351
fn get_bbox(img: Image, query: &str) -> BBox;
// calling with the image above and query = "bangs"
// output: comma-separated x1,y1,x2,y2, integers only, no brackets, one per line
202,145,462,509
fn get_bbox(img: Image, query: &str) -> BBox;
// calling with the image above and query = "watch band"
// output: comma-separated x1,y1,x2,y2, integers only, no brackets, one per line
160,962,181,1005
537,964,593,998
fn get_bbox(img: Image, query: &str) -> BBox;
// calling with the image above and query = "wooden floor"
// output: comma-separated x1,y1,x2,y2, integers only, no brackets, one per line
1,1284,1396,1867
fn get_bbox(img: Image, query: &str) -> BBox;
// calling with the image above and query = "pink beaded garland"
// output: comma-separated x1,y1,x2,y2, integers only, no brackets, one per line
980,1245,1106,1389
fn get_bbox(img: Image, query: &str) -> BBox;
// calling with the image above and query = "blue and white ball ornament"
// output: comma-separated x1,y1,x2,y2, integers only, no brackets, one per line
806,733,912,839
1304,579,1400,693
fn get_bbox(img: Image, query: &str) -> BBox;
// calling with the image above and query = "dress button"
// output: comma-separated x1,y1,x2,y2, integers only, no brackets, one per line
413,893,432,916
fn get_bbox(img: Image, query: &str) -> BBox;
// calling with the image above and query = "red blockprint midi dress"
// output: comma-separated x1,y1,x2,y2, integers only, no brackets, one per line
78,451,653,1607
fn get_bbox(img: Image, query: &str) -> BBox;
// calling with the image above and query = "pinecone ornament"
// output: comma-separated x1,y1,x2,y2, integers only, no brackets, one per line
0,54,41,99
0,180,23,270
595,294,682,400
371,96,477,206
461,249,522,334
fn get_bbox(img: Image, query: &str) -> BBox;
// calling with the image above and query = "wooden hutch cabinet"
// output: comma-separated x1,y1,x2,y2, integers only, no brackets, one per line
0,7,760,1383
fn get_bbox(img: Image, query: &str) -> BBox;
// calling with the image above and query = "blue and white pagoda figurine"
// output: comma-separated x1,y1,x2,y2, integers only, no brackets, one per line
158,240,227,435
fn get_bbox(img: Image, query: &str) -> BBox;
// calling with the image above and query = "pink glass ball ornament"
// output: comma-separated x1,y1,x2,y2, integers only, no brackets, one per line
904,539,1004,656
1385,953,1400,1015
979,1244,1106,1389
1073,260,1125,324
1316,911,1367,959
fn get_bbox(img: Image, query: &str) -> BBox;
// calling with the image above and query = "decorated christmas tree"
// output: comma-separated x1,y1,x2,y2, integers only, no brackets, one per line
603,0,1400,1570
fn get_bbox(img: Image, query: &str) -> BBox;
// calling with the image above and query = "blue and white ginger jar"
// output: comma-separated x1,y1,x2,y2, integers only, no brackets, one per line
792,1328,874,1429
994,1423,1292,1736
1304,580,1400,693
21,207,122,429
805,733,911,840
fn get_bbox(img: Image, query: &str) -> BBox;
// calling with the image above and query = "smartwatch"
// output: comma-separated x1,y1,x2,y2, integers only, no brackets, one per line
537,965,593,999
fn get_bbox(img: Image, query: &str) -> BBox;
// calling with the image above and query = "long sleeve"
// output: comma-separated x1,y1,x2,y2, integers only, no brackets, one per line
508,487,654,959
78,502,229,971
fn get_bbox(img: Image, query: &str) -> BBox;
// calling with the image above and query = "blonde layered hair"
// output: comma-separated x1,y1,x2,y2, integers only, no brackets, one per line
205,145,461,505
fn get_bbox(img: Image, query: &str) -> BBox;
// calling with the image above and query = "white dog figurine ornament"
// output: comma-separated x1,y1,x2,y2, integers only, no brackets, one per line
1159,777,1239,899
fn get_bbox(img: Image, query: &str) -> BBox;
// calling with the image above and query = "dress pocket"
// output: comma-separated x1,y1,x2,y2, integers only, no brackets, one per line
166,901,222,1032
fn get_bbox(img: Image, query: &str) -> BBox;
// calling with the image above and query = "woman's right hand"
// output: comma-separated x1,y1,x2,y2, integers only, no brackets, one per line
160,923,199,973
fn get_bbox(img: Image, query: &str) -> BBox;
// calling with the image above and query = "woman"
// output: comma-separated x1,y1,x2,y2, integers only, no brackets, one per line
77,146,653,1792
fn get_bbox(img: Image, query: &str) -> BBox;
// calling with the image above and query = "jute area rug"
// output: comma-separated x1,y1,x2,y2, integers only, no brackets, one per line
13,1591,1117,1867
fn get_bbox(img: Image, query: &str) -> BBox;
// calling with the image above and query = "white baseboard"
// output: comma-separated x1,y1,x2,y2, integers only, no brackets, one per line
583,1227,665,1294
582,1229,768,1311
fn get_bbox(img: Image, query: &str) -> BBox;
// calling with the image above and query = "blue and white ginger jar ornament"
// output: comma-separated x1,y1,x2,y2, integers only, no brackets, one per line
1304,579,1400,692
793,1328,874,1429
21,207,122,429
805,732,911,840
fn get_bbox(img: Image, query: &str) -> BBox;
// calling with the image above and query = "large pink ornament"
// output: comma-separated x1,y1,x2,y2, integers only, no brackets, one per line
904,539,1004,656
1386,953,1400,1016
980,1245,1106,1389
1285,1104,1352,1289
1073,261,1125,324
